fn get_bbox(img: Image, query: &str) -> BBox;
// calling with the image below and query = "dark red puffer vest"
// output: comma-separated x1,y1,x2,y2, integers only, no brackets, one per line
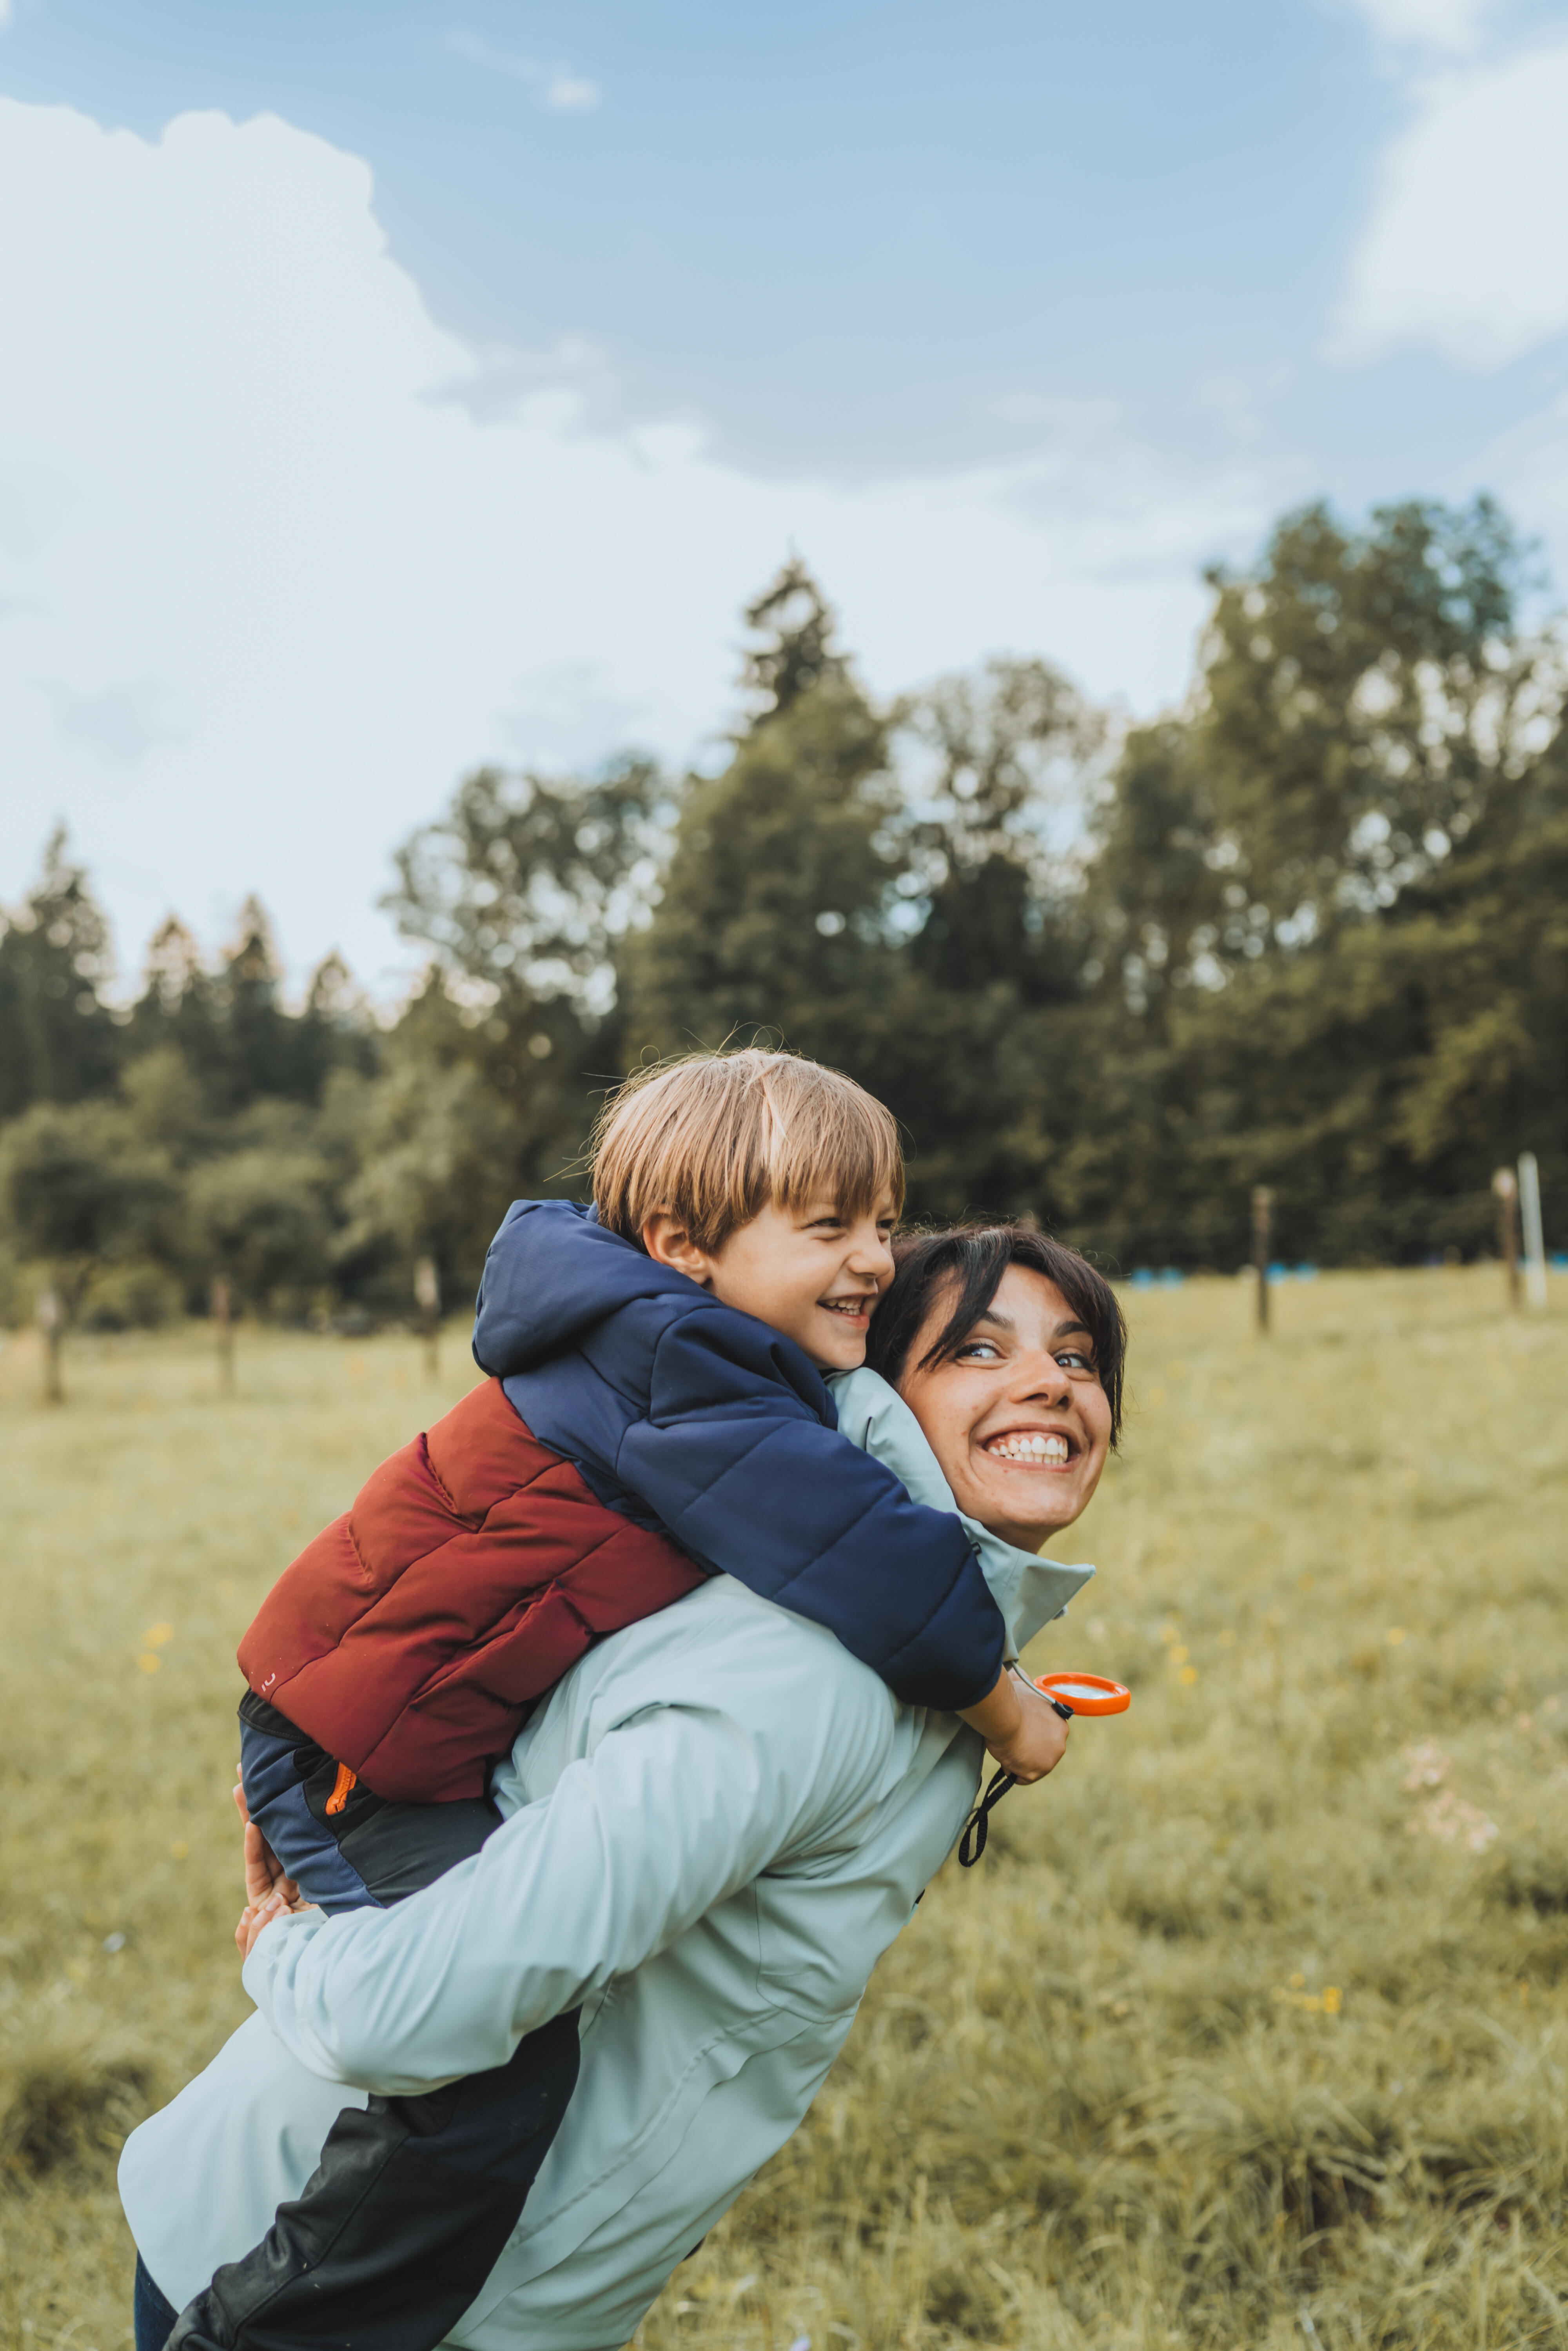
238,1376,706,1803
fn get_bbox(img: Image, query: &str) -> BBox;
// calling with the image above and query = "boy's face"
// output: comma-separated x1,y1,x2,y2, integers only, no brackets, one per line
644,1196,898,1371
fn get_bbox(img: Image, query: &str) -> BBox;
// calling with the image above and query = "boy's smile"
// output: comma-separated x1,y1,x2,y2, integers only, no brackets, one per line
641,1196,897,1371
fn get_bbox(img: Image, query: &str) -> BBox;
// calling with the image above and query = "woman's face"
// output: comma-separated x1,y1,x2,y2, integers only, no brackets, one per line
897,1264,1113,1551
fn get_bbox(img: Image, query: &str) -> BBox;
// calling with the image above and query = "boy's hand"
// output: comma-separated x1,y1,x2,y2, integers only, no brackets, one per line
233,1776,304,1960
236,1885,322,1961
958,1669,1070,1784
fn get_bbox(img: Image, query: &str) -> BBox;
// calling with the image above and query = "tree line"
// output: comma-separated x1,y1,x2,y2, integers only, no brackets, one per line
2,492,1564,1333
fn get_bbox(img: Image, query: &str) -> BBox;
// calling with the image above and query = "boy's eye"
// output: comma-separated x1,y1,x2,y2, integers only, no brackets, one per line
955,1340,1002,1362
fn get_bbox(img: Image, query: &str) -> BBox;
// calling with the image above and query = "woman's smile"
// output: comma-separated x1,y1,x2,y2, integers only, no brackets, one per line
898,1262,1114,1550
980,1425,1075,1467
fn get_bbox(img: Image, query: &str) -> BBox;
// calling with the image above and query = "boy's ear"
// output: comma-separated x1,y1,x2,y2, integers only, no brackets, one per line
641,1212,715,1287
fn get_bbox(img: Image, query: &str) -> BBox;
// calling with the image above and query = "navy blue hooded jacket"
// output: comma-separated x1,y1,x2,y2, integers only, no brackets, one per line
472,1200,1007,1714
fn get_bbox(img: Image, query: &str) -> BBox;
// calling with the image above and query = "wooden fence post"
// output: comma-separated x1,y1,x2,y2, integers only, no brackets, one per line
36,1285,63,1405
212,1275,234,1396
1251,1186,1273,1336
414,1257,440,1380
1518,1152,1548,1311
1492,1168,1521,1309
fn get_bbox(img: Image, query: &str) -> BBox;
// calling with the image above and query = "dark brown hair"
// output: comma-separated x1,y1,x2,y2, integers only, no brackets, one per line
865,1225,1127,1443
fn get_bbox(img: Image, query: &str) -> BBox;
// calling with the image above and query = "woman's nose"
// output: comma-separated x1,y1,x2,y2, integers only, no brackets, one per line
1016,1348,1071,1402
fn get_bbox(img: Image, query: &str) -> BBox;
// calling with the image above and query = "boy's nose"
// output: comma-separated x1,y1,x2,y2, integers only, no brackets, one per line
848,1224,895,1273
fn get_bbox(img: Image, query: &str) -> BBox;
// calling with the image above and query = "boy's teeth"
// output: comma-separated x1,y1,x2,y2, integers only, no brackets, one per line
987,1433,1069,1463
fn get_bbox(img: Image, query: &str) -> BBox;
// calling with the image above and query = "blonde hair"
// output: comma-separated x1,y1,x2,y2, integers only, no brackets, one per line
592,1049,905,1253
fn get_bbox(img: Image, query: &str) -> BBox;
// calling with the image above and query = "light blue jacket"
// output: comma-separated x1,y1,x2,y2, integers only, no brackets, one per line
119,1371,1092,2351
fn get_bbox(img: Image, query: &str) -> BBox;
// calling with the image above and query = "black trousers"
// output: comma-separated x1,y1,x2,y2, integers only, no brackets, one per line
162,1696,580,2351
135,2255,178,2351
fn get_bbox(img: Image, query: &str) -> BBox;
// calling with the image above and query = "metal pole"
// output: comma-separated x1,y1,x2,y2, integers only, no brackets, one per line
414,1256,440,1379
1518,1152,1548,1311
212,1274,234,1396
36,1285,63,1406
1493,1168,1521,1309
1252,1186,1272,1336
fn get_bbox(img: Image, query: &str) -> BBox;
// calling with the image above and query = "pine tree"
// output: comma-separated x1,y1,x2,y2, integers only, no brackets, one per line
0,829,121,1119
621,564,904,1073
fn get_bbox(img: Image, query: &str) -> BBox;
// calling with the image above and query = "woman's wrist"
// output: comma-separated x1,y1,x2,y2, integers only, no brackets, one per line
957,1669,1023,1745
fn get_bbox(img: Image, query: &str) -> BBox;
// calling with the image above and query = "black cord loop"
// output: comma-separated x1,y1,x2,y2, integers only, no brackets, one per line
957,1766,1016,1868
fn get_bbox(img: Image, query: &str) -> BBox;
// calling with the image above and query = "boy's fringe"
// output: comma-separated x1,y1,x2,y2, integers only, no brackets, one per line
591,1047,904,1253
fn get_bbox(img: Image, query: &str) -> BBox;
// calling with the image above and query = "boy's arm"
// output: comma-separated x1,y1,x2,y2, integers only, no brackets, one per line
615,1310,1007,1714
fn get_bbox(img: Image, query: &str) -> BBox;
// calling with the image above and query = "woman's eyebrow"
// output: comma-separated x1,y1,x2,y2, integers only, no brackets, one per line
962,1310,1095,1348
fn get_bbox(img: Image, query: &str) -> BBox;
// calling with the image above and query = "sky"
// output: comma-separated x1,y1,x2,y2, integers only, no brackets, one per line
3,0,1568,995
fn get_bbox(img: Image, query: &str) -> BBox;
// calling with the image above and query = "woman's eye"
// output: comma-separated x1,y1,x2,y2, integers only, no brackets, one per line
955,1341,1002,1362
1056,1350,1095,1374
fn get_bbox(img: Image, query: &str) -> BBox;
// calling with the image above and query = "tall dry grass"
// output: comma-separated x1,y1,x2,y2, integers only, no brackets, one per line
2,1270,1566,2349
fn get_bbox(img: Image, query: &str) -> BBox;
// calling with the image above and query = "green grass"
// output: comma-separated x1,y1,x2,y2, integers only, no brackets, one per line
3,1270,1568,2349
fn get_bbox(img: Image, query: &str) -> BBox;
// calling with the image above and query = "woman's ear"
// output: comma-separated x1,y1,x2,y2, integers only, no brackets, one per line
641,1211,716,1289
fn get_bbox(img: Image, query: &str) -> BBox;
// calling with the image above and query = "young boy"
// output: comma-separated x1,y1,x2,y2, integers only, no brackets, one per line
169,1049,1063,2351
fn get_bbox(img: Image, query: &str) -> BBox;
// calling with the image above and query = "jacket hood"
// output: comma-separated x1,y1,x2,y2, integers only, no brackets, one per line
828,1367,1094,1658
473,1200,710,1376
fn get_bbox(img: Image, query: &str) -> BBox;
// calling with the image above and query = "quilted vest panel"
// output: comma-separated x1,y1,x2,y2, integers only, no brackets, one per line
238,1376,706,1801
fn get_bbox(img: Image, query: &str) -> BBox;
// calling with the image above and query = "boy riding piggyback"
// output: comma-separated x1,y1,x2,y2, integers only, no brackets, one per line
168,1049,1066,2351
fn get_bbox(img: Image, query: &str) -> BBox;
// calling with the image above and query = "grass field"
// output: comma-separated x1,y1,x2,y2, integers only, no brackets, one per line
3,1268,1567,2351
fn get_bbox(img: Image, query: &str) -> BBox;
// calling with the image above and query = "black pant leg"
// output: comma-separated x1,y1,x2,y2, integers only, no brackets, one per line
164,2007,581,2351
168,1707,578,2351
135,2255,180,2351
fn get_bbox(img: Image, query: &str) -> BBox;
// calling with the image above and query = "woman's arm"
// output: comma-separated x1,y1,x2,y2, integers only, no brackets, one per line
958,1670,1071,1782
240,1681,875,2096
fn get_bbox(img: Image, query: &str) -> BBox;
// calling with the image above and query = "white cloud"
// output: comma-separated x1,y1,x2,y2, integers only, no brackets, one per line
545,75,601,111
445,30,536,81
34,672,190,766
421,336,611,425
0,97,1271,990
1338,0,1501,54
446,32,600,111
1334,36,1568,363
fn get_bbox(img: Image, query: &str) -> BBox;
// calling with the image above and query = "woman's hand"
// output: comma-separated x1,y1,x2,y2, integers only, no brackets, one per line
958,1670,1070,1785
233,1776,304,1959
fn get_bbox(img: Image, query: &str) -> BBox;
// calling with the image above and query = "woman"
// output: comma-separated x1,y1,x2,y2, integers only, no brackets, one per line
868,1222,1124,1556
126,1224,1125,2351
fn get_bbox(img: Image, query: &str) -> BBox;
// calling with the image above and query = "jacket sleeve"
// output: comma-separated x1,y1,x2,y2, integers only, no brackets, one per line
613,1311,1006,1713
241,1678,874,2095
